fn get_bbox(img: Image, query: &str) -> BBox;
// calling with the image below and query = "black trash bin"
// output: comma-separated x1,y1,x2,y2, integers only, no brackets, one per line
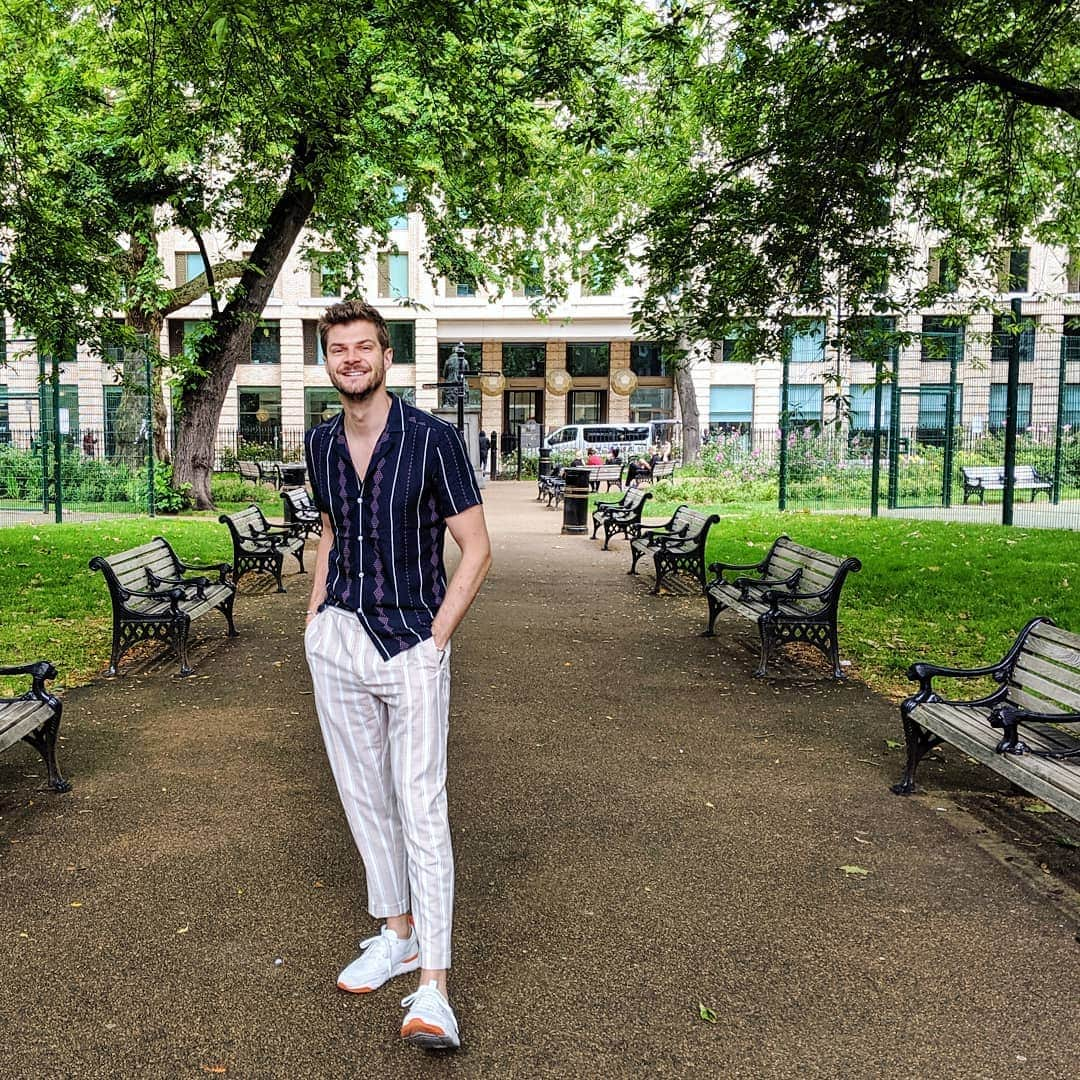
538,446,552,478
561,466,591,535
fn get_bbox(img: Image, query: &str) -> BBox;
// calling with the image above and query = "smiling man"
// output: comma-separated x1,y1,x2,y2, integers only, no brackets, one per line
303,300,491,1051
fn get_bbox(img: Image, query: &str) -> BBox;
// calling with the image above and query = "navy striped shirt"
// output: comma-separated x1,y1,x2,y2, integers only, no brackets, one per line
304,395,482,660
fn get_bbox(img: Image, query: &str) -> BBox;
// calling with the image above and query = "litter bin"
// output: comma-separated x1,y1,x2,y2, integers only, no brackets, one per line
561,466,591,535
538,446,552,478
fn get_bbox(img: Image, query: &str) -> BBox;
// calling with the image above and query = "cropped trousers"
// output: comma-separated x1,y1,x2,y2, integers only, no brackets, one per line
305,606,454,969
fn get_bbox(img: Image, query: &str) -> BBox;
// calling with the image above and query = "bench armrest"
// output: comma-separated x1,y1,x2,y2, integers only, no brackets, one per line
119,584,186,610
176,559,232,581
989,702,1079,729
708,556,768,577
906,658,1009,696
0,660,57,693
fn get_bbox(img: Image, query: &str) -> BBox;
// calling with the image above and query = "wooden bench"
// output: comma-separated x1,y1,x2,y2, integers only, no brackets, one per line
237,460,264,485
647,460,675,483
588,464,624,492
219,505,307,592
282,486,323,540
90,537,238,677
704,535,862,678
538,475,565,507
591,488,653,549
0,660,69,792
892,618,1080,819
628,505,720,594
961,464,1051,504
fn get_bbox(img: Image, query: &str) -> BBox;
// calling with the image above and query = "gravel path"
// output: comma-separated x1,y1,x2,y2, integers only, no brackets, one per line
1,481,1078,1079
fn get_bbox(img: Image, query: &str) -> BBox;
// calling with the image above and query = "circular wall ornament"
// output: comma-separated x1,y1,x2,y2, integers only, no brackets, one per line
255,408,271,423
609,368,638,396
480,372,507,396
545,368,573,396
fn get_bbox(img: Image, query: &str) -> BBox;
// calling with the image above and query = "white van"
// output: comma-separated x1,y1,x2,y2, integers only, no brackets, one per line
543,423,652,457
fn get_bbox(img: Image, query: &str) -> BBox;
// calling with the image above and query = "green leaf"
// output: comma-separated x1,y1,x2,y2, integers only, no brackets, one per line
697,1002,717,1024
1054,836,1078,850
839,865,870,876
884,739,902,750
1023,802,1058,815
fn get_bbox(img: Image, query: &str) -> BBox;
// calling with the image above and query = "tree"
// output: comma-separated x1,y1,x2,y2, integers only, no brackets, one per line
3,0,657,507
610,0,1080,457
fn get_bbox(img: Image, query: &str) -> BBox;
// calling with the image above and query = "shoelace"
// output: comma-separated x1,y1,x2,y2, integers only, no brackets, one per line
401,983,444,1011
358,927,402,977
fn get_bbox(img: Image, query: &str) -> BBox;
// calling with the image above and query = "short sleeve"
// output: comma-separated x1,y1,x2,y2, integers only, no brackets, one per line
431,423,482,520
305,428,331,514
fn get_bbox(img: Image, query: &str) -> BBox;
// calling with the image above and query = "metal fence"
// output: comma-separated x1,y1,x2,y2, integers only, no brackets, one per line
0,350,155,524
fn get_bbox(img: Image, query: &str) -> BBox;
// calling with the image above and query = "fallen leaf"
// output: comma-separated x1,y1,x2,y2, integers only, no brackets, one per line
839,865,869,876
176,926,190,934
200,1067,227,1075
1024,802,1058,815
698,1002,717,1024
70,901,83,908
884,739,902,750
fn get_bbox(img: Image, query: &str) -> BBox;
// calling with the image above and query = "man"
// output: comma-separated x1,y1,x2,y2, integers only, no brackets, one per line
477,429,490,477
303,300,491,1051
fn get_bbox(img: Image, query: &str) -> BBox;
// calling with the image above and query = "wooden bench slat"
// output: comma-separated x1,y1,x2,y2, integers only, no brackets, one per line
1009,663,1080,713
1013,645,1080,689
1029,621,1080,652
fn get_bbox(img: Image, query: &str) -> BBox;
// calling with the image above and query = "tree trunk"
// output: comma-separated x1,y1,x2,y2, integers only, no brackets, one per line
172,136,322,509
674,358,702,464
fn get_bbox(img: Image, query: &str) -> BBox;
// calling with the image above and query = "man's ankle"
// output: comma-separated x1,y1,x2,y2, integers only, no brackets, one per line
384,915,412,940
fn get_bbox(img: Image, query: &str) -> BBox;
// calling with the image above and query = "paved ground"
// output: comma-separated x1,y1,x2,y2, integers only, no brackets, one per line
2,481,1079,1079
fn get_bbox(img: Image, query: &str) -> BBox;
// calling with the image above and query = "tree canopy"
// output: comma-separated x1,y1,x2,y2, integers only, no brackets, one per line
621,0,1080,357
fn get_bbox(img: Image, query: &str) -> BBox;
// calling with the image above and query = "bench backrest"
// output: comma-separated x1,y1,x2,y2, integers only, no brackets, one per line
669,506,718,544
90,537,182,601
762,536,862,608
651,460,675,480
282,486,315,514
1006,619,1080,714
623,488,651,513
589,464,624,482
220,505,271,541
962,466,1002,486
238,460,261,483
1010,465,1046,485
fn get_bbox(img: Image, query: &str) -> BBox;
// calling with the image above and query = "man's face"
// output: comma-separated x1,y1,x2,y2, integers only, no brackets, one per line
324,320,393,403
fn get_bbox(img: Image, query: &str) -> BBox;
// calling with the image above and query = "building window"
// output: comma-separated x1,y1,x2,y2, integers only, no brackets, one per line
998,247,1030,294
387,321,415,365
505,389,542,434
238,387,282,445
388,385,416,406
927,247,961,293
378,252,409,298
783,318,826,363
917,384,963,443
989,383,1032,432
103,385,123,459
310,254,345,299
786,384,823,424
41,384,80,441
629,387,673,422
502,343,545,378
446,277,477,298
1063,384,1080,428
990,314,1035,363
580,252,613,298
175,251,206,285
846,315,898,366
631,342,665,377
389,184,408,230
921,316,965,363
1063,319,1080,362
249,321,281,365
848,384,894,433
0,384,8,444
305,389,342,429
708,386,754,432
568,390,605,423
566,342,610,377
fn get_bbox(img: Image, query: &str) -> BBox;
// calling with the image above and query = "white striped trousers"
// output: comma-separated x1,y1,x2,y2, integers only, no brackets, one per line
305,606,454,969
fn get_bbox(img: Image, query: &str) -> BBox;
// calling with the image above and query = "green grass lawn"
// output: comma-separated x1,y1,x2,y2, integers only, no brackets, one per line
1,502,1077,700
0,518,235,691
602,495,1080,697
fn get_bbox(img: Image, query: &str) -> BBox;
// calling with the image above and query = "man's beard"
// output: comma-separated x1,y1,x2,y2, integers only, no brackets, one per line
330,360,385,403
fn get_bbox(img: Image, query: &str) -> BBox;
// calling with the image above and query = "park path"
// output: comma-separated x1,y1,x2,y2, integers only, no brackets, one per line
1,481,1079,1079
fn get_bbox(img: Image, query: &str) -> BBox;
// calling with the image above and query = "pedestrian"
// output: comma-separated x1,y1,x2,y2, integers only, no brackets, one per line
303,299,492,1051
477,429,490,476
586,446,603,466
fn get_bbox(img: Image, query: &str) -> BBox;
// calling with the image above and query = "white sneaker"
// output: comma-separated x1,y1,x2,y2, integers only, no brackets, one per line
336,926,420,994
400,981,460,1050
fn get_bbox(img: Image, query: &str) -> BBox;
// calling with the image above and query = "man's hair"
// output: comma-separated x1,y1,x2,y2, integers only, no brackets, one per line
317,300,390,354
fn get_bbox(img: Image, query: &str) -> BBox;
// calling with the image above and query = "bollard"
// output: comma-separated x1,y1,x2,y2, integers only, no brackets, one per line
538,447,552,478
561,466,591,535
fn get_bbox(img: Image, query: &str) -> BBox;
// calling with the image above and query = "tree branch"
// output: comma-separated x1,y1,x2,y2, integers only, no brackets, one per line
161,259,249,316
